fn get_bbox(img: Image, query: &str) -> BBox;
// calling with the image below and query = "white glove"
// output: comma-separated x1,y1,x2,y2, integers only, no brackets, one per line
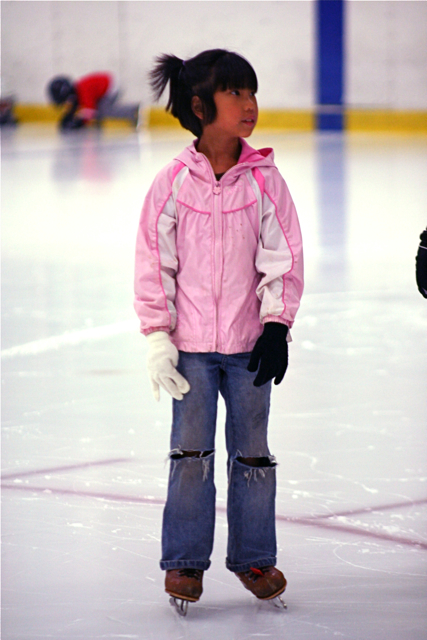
146,331,190,401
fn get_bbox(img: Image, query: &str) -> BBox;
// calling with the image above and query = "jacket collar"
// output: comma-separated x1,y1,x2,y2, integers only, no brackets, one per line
175,138,276,182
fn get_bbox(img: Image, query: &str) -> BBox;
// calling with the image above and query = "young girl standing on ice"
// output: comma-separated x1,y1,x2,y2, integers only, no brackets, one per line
134,49,304,613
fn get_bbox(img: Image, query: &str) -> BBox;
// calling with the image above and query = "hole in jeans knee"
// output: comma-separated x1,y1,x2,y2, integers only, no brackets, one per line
237,456,276,468
170,449,214,460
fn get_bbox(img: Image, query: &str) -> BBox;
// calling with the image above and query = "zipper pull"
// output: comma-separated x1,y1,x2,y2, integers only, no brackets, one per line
213,182,221,195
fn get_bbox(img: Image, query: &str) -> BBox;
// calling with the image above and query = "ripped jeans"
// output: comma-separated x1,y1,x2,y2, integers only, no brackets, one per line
160,351,277,573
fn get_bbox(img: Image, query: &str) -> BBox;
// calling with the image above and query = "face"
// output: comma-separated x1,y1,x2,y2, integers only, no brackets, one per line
206,88,258,138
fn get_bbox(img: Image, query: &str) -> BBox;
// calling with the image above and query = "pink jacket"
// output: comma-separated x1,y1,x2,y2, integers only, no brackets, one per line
134,139,304,354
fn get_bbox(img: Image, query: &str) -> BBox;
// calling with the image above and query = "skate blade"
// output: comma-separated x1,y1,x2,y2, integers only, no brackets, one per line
269,594,287,609
169,596,189,616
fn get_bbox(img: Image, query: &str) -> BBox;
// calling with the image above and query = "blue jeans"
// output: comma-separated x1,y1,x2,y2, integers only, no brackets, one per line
160,352,277,573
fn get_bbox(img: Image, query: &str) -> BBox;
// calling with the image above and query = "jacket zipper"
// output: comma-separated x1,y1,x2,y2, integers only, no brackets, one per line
212,179,222,351
199,154,250,351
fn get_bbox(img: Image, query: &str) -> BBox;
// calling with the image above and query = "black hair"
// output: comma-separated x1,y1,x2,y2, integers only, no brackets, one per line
149,49,258,137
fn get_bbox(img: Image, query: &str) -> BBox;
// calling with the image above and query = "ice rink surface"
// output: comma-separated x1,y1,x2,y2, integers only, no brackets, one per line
2,124,427,639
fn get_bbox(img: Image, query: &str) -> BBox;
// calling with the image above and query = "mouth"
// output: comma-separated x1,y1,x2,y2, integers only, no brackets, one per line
242,118,256,125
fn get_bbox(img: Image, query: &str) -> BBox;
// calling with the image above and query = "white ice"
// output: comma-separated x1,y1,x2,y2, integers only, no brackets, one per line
1,124,427,639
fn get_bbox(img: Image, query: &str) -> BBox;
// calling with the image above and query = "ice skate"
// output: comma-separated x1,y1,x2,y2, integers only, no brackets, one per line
165,568,204,616
236,566,287,609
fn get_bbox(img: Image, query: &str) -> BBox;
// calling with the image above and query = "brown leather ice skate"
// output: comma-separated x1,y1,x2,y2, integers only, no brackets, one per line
236,566,287,600
165,568,204,602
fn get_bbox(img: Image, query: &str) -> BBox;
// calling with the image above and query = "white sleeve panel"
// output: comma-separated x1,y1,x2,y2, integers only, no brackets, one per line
157,194,178,330
134,164,186,335
255,181,304,327
156,166,188,330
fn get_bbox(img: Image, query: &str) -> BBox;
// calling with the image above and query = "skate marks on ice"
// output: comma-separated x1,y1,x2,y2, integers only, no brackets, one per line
2,458,426,550
275,500,427,550
1,319,138,359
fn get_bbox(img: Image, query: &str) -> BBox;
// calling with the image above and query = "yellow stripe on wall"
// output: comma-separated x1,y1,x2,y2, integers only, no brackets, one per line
13,103,132,129
148,107,314,131
257,110,314,131
346,110,427,133
151,108,427,132
9,104,427,133
147,107,179,128
14,103,64,122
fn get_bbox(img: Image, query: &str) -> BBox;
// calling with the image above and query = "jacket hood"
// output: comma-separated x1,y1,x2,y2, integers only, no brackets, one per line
175,138,276,181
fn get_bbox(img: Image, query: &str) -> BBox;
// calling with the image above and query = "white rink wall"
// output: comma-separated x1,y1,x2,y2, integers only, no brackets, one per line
1,1,314,109
346,0,427,109
1,0,427,110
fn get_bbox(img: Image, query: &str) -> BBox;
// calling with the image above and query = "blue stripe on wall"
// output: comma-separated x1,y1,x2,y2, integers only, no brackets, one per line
316,0,345,131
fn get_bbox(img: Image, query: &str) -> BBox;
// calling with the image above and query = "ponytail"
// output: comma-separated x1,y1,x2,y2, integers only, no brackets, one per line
149,54,184,108
149,53,198,134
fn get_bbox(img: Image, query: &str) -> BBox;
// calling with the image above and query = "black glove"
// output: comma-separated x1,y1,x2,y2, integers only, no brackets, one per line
416,229,427,299
247,322,289,387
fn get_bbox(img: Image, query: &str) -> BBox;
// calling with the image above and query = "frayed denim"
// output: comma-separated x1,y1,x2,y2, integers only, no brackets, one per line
160,352,277,573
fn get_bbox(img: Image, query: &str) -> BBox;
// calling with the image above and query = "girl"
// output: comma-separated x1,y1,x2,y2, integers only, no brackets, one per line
134,49,304,612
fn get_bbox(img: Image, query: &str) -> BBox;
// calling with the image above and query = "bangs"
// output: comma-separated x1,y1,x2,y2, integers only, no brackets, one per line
213,53,258,92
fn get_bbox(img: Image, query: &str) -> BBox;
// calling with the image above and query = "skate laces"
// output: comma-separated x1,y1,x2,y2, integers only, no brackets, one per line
246,566,266,581
178,568,203,580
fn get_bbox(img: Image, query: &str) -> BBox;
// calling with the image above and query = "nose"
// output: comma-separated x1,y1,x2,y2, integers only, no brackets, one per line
245,94,256,111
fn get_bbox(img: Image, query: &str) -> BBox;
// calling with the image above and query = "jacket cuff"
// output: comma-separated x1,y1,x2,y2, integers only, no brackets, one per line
263,315,292,328
141,326,170,336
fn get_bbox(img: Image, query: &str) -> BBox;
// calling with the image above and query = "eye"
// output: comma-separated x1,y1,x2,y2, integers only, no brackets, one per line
230,89,240,96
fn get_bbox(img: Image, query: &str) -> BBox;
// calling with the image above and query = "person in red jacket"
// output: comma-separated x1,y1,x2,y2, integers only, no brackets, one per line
48,73,140,131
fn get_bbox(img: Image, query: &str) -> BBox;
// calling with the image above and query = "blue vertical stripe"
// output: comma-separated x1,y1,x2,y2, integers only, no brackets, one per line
316,0,345,131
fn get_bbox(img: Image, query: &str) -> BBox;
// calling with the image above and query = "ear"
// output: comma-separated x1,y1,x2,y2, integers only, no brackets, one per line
191,95,204,121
